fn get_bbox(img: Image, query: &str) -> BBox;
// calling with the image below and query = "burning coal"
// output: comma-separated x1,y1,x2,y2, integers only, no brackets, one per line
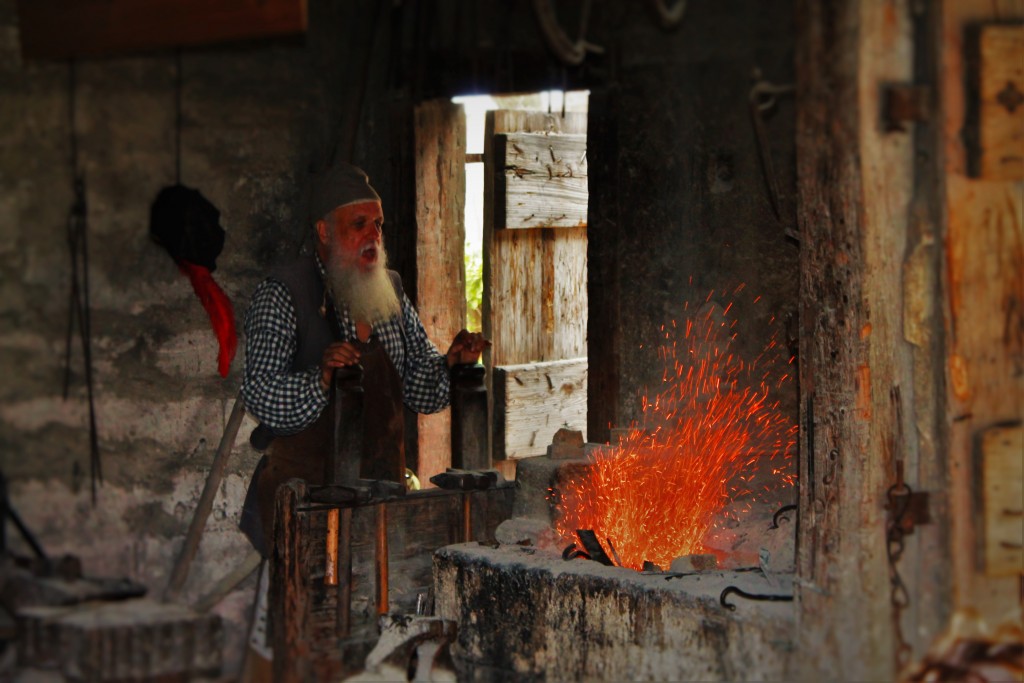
554,286,797,571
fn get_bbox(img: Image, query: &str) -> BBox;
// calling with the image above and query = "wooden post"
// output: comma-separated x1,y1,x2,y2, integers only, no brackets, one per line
450,363,489,470
414,99,467,485
271,479,309,683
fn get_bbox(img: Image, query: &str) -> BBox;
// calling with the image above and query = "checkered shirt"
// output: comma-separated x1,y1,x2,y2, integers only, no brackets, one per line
241,257,451,435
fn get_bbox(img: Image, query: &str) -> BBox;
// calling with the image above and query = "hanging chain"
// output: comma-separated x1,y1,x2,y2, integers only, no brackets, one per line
886,459,913,668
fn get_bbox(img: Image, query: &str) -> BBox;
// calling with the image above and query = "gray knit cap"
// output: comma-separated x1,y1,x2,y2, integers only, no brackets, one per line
308,163,381,223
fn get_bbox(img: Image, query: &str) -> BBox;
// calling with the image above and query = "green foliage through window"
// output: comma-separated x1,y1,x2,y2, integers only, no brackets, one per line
465,250,483,330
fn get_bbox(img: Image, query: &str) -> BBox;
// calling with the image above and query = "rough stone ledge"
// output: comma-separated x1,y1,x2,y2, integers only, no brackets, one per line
434,543,794,682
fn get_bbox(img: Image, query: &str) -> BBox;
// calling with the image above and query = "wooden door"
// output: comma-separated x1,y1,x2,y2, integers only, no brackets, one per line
483,111,589,466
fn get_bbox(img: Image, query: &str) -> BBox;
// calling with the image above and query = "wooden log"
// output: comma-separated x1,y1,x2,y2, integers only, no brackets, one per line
15,0,307,59
494,132,588,230
492,358,588,460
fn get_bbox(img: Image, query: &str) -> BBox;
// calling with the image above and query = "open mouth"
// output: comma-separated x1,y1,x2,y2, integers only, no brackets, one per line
359,243,378,264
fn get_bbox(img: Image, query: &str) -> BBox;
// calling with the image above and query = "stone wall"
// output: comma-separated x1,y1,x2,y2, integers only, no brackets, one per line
435,543,795,682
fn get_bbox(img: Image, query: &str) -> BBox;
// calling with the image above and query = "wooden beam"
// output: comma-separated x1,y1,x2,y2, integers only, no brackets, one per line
15,0,307,60
493,358,587,460
494,133,588,229
943,0,1024,635
975,24,1024,180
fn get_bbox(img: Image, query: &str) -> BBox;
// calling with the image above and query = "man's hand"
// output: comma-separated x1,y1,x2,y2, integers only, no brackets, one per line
446,330,490,368
320,341,362,391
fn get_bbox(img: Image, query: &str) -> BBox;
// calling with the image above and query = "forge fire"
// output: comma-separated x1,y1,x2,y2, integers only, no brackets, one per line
554,286,798,570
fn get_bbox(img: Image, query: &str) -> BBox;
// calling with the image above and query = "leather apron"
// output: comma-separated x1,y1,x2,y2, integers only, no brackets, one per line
251,332,406,554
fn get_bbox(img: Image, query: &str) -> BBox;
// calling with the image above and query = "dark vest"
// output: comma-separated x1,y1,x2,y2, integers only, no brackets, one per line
270,254,404,374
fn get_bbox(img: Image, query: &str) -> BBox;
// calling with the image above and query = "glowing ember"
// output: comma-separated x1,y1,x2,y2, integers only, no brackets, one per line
554,285,797,571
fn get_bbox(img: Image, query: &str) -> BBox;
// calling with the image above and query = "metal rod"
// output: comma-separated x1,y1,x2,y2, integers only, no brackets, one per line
719,585,793,611
462,493,472,543
375,503,389,618
324,508,339,586
338,507,352,637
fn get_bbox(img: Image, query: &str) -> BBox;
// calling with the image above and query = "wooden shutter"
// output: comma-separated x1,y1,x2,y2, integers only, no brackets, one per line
483,111,588,463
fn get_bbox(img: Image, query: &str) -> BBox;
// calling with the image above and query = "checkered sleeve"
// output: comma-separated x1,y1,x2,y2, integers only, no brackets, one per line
398,294,452,414
241,279,328,434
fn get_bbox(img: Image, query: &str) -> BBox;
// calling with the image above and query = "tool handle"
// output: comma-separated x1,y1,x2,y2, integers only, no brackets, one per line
163,393,246,603
324,509,340,586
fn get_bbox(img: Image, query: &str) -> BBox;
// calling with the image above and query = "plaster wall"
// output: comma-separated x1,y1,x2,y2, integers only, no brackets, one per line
0,0,332,670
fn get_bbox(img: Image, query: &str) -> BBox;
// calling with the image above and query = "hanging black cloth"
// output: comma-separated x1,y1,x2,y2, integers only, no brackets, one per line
148,52,237,378
149,185,237,377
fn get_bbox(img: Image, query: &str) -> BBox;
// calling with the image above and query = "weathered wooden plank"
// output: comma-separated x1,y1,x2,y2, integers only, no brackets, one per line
483,110,587,370
943,0,1024,632
493,358,587,460
553,226,588,360
15,0,307,59
977,24,1024,180
980,426,1024,576
795,0,908,679
494,132,587,230
414,99,467,486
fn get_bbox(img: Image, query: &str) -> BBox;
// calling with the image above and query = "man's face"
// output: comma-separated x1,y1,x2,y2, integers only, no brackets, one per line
318,200,384,273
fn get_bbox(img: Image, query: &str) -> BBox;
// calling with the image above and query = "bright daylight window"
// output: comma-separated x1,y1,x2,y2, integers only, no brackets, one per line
452,90,589,329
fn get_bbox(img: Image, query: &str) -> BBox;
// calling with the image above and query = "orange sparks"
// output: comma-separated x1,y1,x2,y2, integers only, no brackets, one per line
553,289,797,571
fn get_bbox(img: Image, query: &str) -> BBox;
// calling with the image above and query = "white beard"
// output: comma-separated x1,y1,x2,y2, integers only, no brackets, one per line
326,240,402,324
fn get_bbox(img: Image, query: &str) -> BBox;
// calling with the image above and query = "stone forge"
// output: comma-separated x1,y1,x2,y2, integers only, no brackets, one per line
432,451,797,681
434,543,793,682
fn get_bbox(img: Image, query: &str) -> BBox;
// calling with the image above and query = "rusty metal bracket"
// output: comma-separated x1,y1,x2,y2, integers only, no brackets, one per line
881,84,932,132
888,489,931,536
885,461,931,536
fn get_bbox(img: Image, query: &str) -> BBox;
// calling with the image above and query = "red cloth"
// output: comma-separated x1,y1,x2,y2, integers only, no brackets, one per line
178,261,237,378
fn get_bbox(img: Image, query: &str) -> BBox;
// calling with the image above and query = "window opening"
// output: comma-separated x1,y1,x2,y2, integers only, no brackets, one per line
453,90,589,331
